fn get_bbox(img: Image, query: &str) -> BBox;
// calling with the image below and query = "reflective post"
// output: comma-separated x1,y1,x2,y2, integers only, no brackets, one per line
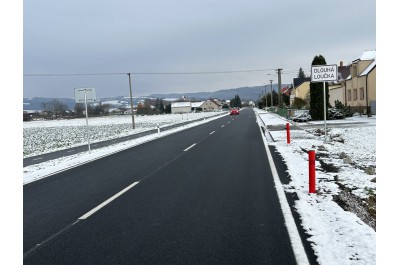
309,150,316,193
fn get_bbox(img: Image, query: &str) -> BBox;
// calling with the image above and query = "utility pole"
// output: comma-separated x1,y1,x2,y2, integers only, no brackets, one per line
277,68,283,108
264,84,267,107
127,73,135,129
269,79,273,107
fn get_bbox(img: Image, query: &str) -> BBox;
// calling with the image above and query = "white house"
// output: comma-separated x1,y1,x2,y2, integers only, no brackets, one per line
171,102,192,114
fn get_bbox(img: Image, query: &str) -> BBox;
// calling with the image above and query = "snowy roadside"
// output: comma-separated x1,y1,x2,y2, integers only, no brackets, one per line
23,112,225,158
255,108,376,265
23,112,228,184
22,108,377,264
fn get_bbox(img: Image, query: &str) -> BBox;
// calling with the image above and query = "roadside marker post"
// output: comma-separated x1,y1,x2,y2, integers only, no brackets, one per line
286,122,291,144
309,150,316,193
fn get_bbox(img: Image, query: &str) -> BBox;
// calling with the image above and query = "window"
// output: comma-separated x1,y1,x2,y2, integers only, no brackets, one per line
360,88,365,100
348,90,352,101
353,89,358,100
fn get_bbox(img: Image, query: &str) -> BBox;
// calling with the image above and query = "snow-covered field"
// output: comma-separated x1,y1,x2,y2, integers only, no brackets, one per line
255,109,376,265
22,109,378,264
23,112,224,157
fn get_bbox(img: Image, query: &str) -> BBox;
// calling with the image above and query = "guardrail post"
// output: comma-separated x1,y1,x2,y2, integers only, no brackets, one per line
309,150,316,193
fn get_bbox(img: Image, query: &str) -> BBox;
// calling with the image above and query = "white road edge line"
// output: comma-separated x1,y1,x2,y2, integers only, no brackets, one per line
78,181,140,220
258,121,310,265
209,131,215,135
183,143,197,152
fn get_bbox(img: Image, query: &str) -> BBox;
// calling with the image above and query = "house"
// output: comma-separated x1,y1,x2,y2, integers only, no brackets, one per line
199,99,222,112
344,50,376,115
329,61,350,107
281,86,291,96
191,101,205,112
290,77,311,106
171,102,192,114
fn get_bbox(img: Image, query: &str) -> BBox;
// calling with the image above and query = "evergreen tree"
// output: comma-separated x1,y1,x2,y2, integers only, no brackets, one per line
165,104,172,114
298,67,306,78
154,98,164,114
309,55,329,120
230,94,242,108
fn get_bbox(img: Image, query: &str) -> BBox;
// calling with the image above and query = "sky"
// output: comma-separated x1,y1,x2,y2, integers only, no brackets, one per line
22,0,376,99
22,110,378,264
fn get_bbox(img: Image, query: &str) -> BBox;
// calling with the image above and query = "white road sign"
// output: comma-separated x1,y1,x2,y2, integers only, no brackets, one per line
74,88,97,103
311,65,338,82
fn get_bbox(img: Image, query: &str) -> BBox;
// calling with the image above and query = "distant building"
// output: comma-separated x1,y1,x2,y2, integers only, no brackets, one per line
290,77,311,106
328,61,351,107
171,102,192,114
200,99,222,112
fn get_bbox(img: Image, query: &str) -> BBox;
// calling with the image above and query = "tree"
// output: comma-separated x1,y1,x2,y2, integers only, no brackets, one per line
41,99,68,119
154,98,165,114
298,67,306,78
165,104,171,114
74,103,85,117
230,94,242,108
291,97,307,109
309,55,329,120
334,100,353,117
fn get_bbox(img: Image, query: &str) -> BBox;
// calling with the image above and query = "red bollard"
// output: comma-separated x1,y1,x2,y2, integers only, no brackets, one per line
309,150,316,193
286,123,290,144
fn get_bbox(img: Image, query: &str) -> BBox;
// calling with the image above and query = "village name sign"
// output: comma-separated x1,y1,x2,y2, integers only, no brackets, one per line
311,64,338,82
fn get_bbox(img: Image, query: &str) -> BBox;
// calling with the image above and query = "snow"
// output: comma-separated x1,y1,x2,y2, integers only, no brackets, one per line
23,112,223,158
255,109,376,265
22,109,379,264
23,112,228,184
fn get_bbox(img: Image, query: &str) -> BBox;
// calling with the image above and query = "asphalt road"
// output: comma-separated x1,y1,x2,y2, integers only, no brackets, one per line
24,109,301,265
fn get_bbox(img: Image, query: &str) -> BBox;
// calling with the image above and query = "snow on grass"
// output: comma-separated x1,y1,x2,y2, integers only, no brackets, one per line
23,112,223,157
23,113,228,184
255,108,376,265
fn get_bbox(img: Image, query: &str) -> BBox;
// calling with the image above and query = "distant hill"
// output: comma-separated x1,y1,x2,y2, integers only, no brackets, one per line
23,97,76,111
23,85,289,111
149,85,289,101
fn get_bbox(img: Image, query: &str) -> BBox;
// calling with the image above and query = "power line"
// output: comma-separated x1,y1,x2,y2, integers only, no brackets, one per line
23,68,278,77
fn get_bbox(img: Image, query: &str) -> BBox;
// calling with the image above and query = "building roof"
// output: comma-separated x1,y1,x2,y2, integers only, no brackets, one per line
353,50,376,63
337,65,350,81
359,59,376,77
171,102,191,107
191,101,205,108
293,77,311,88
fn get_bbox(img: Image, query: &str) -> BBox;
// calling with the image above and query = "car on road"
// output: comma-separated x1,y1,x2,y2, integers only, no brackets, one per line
230,108,240,115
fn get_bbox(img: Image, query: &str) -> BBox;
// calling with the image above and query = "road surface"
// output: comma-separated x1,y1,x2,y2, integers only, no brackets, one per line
24,109,315,264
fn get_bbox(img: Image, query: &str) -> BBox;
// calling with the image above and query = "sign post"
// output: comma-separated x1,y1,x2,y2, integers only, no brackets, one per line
74,88,97,153
311,65,338,143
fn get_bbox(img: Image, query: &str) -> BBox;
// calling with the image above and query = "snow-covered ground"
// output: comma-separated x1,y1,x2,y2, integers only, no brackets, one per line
21,109,379,264
23,112,224,157
255,108,376,265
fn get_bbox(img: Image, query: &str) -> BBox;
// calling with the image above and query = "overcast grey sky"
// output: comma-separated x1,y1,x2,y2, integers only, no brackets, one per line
23,0,376,99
